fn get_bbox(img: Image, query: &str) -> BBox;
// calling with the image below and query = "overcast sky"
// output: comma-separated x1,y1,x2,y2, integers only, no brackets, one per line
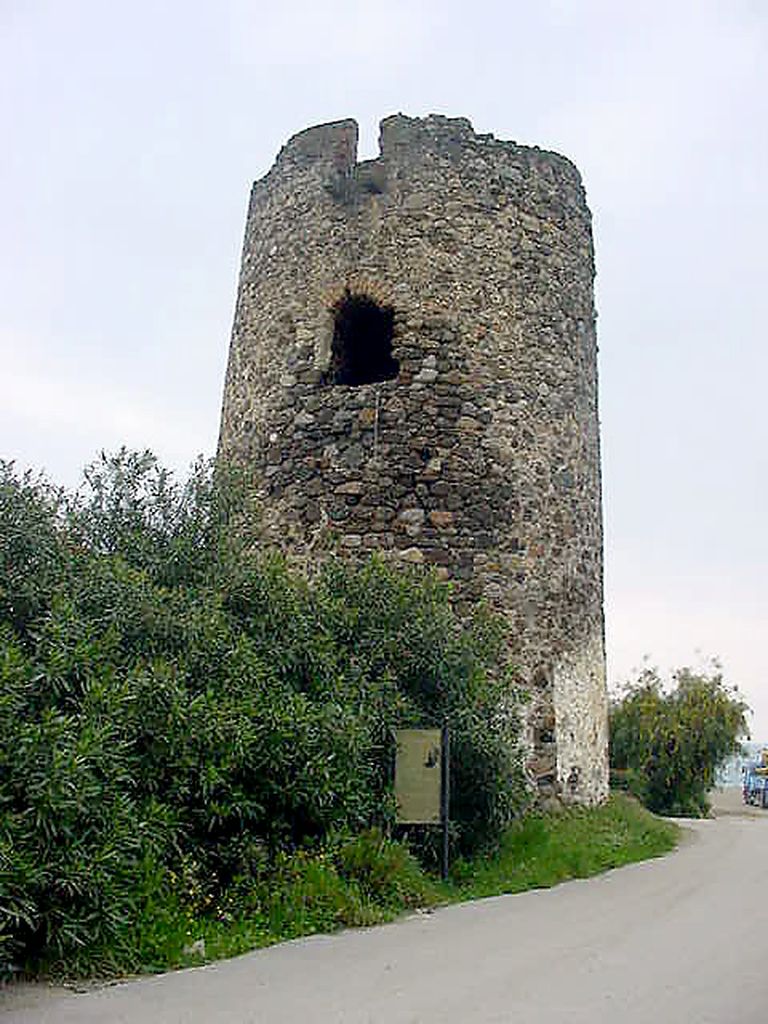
1,1,766,733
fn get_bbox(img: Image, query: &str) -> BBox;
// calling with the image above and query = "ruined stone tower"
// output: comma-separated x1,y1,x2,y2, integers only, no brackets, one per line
218,114,609,803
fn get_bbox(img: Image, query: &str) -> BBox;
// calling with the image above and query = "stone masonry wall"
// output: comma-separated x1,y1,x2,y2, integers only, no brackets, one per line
218,114,609,804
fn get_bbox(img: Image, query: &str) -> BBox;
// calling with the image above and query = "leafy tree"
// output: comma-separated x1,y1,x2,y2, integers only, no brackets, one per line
609,665,749,816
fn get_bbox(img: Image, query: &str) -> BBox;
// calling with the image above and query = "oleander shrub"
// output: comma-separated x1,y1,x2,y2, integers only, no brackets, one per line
0,452,527,975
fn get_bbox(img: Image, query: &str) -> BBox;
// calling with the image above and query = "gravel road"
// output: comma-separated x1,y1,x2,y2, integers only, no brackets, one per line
3,789,767,1023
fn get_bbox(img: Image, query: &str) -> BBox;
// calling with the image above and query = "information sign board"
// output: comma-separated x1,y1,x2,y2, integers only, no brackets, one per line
394,728,443,824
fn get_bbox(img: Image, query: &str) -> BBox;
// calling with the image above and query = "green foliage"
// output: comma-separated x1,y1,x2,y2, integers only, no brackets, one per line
609,665,749,816
0,462,68,634
67,449,237,587
332,828,436,909
0,451,527,977
123,829,440,973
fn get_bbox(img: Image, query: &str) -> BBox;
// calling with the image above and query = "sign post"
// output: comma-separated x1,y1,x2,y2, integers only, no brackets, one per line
440,722,450,882
394,725,450,880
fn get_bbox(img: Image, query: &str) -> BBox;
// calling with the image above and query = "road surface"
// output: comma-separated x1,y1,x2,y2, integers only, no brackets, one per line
3,789,767,1023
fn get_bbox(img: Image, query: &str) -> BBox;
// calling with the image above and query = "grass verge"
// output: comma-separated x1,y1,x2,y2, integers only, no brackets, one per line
31,795,679,980
449,792,679,899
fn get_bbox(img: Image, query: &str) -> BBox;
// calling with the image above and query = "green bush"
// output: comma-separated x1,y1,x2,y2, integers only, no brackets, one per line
332,828,434,909
0,463,68,634
609,666,748,816
0,452,527,975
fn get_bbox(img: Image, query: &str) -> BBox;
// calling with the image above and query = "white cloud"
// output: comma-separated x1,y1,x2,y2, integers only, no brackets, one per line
0,330,206,482
606,594,768,738
225,0,429,69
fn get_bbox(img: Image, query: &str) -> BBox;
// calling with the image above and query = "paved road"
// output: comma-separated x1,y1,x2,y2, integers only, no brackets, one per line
3,789,768,1023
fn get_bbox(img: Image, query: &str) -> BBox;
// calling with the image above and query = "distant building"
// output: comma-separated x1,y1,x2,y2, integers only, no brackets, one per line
717,742,765,786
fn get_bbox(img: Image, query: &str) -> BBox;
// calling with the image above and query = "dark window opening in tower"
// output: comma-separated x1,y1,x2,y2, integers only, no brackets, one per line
330,292,399,385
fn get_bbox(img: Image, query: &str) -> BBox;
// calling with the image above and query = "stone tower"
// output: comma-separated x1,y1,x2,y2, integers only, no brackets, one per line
218,114,609,804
